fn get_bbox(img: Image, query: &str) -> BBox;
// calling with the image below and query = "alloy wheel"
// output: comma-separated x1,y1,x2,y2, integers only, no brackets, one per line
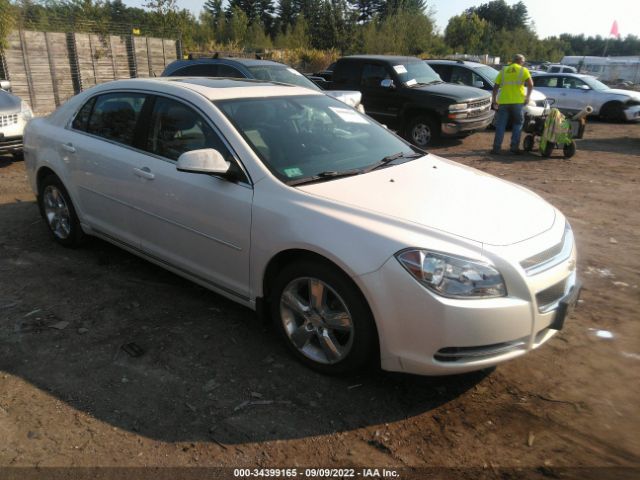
43,185,72,239
279,277,354,365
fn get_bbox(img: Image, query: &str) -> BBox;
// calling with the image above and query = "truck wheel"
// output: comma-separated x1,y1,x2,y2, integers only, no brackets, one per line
541,141,554,158
563,141,576,159
406,116,438,148
523,135,534,152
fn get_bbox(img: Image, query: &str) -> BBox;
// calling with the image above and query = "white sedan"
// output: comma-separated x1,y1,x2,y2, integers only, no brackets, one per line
532,73,640,121
24,78,580,376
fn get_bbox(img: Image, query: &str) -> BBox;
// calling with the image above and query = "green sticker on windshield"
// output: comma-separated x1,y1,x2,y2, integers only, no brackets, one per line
284,167,303,178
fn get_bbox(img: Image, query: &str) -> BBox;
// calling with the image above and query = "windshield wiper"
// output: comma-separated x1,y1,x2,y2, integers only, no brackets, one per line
287,169,362,186
363,151,424,173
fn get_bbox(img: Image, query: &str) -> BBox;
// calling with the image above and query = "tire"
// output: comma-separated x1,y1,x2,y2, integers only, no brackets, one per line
38,174,86,247
406,115,439,148
523,135,534,152
269,260,378,375
541,141,554,158
600,102,625,122
563,140,576,159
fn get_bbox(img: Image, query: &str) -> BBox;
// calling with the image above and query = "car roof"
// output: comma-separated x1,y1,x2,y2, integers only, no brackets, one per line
163,57,290,75
531,72,590,78
425,59,487,68
88,77,321,101
341,55,422,64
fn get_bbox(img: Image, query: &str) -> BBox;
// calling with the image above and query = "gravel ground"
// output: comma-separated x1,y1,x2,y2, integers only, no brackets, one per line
0,120,638,478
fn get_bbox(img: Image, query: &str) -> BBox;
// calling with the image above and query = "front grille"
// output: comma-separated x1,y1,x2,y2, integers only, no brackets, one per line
535,99,547,107
536,279,567,313
520,223,573,276
0,113,18,127
468,98,491,109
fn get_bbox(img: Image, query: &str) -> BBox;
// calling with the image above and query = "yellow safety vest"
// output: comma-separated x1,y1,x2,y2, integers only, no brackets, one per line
496,64,531,104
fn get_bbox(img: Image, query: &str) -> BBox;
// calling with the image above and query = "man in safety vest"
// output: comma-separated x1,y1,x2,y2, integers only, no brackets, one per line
491,54,533,154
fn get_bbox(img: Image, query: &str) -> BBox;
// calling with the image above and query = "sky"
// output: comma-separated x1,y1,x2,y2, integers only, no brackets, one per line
125,0,640,40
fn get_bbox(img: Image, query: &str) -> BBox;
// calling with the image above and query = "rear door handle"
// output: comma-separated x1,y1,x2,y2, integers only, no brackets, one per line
61,143,76,153
133,166,155,180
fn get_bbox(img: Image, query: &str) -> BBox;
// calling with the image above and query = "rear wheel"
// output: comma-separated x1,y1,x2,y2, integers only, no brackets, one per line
38,175,86,247
523,135,534,152
269,260,377,375
563,140,576,158
406,115,439,148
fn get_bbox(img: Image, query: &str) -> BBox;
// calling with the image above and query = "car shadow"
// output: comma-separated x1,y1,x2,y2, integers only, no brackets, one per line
0,200,490,445
577,136,640,155
0,154,17,168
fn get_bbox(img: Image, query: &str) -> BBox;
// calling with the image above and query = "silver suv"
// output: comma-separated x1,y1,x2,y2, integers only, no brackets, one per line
0,81,33,158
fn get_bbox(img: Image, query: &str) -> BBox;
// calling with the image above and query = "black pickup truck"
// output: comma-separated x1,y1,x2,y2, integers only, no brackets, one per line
324,55,494,148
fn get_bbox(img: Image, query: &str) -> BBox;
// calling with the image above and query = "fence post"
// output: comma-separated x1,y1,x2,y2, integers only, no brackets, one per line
18,29,36,109
125,35,137,78
87,34,98,85
145,36,153,76
108,35,117,80
44,32,60,107
176,36,183,60
66,32,81,94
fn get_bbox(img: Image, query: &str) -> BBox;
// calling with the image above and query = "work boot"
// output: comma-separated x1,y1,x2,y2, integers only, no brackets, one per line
510,147,523,155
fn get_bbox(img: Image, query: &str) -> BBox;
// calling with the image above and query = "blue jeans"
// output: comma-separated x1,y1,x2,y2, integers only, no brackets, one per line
493,103,525,151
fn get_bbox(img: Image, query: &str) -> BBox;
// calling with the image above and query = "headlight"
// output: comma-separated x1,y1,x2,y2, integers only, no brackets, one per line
449,103,468,111
21,101,33,120
396,249,506,299
528,99,536,107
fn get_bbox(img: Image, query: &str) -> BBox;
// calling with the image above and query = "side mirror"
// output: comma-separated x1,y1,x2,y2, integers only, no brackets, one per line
473,80,485,89
380,78,395,89
177,148,230,176
0,80,11,91
579,85,590,91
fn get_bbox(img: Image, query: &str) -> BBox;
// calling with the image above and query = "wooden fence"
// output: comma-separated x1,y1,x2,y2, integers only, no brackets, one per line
2,30,180,115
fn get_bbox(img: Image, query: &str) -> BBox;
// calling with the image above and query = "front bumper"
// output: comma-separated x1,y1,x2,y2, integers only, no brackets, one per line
623,104,640,121
0,113,27,153
357,235,578,376
0,135,23,154
441,111,495,136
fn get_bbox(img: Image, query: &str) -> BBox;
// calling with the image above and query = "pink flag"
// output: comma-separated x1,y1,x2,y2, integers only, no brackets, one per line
610,20,620,38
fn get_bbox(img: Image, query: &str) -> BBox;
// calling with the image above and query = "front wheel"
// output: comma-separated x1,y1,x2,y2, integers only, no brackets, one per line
38,175,86,247
269,260,378,375
563,140,576,158
406,115,439,148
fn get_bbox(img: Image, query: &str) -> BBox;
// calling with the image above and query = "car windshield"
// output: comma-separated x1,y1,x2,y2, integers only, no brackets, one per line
474,65,499,83
216,95,419,184
395,62,441,86
247,65,320,91
580,76,610,91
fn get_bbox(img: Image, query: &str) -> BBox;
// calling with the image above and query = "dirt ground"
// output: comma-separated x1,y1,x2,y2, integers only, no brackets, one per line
0,120,639,479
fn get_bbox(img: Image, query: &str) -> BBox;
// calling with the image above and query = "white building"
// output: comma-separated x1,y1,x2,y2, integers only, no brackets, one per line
561,56,640,84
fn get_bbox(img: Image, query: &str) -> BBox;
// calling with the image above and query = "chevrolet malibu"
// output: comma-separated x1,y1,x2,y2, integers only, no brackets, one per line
24,78,580,376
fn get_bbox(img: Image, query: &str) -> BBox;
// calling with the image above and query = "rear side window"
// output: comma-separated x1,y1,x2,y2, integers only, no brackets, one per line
173,64,219,76
534,76,560,88
333,61,361,87
146,96,232,162
72,97,96,131
430,64,451,82
218,64,244,78
87,93,147,146
361,64,390,88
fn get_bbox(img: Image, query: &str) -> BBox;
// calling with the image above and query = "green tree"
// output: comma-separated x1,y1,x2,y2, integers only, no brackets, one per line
0,0,15,50
445,12,488,54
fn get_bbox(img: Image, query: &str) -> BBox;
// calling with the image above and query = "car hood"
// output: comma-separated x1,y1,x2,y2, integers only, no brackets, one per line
0,91,21,113
606,88,640,101
410,82,490,101
297,155,556,246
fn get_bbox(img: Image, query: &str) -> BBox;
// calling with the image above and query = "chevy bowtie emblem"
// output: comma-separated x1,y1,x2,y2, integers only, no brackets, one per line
568,259,576,271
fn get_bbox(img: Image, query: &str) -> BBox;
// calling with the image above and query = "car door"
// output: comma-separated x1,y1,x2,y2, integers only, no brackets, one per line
64,91,151,247
559,76,594,113
129,95,253,300
533,75,564,109
359,63,401,128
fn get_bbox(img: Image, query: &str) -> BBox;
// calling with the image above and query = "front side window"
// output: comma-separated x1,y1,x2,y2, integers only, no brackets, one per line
216,95,418,183
361,64,390,88
87,93,147,146
561,77,587,89
534,76,560,88
246,65,320,91
146,96,231,162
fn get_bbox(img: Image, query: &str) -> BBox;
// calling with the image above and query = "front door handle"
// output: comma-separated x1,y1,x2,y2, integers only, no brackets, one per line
61,143,76,153
133,166,155,180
